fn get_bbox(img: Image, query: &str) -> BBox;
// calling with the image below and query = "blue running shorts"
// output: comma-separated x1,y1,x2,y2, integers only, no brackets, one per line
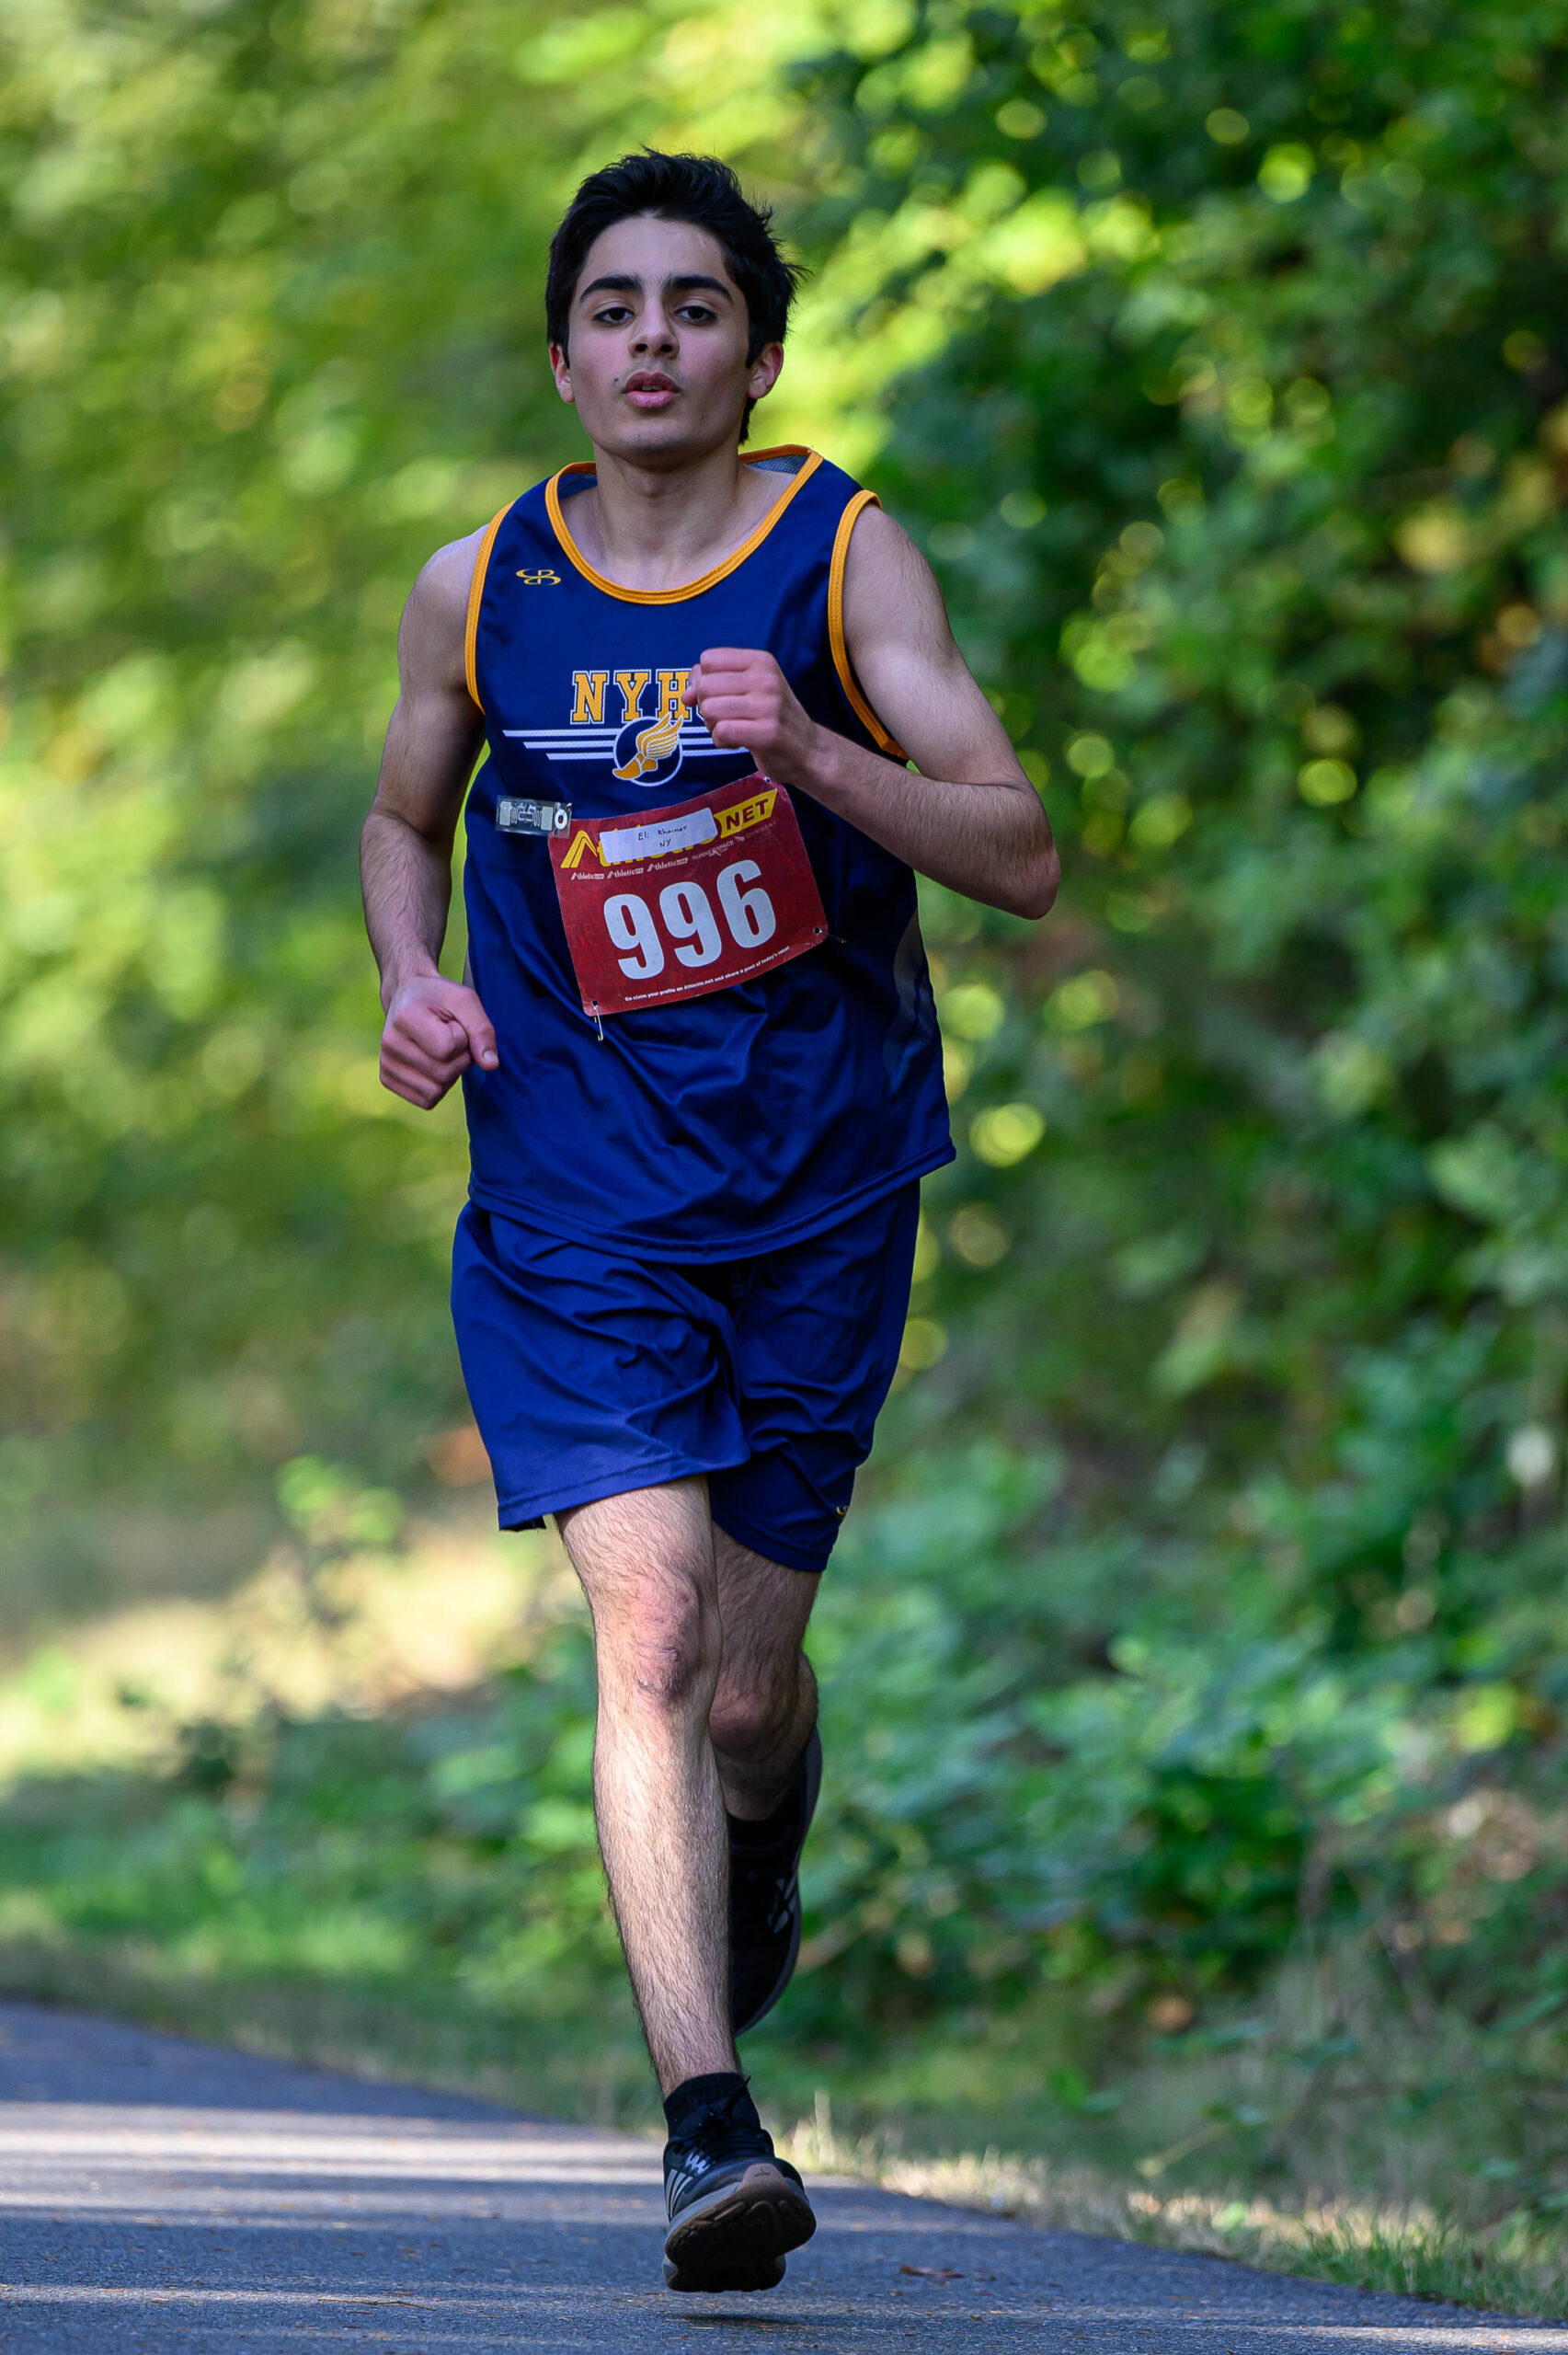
450,1182,920,1574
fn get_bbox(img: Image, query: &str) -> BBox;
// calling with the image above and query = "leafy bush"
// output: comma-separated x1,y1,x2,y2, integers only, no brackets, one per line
772,0,1568,2064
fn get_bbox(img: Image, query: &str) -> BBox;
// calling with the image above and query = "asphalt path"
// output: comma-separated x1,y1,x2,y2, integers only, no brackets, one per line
0,2000,1558,2351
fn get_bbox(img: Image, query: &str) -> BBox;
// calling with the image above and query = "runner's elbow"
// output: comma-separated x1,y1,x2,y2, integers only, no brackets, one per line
1004,843,1060,921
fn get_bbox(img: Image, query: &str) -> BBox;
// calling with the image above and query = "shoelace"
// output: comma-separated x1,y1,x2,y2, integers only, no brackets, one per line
668,2085,773,2180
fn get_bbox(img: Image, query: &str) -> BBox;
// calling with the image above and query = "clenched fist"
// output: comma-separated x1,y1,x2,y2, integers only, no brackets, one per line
685,649,824,784
380,972,498,1109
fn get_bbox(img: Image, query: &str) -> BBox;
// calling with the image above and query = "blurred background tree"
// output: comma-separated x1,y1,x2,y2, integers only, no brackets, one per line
6,0,1568,2251
0,0,822,1604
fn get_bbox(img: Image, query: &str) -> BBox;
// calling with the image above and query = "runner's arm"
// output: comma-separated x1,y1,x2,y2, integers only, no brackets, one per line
361,533,499,1108
684,506,1058,920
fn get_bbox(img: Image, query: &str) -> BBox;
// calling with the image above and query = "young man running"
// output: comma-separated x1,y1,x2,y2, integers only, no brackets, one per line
361,151,1058,2294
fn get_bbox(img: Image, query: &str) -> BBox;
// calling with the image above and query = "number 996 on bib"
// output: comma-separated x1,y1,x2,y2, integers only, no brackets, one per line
548,774,828,1017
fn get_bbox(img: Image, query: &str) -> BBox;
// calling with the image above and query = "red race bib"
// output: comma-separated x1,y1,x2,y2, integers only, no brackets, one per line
548,773,828,1019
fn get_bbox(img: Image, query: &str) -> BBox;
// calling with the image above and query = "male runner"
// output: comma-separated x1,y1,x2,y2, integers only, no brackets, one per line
361,151,1058,2294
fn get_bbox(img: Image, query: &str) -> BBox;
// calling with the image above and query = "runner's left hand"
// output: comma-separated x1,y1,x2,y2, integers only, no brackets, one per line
685,649,823,782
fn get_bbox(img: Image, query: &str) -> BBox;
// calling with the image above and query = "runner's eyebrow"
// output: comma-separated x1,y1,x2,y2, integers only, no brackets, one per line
577,273,642,304
663,275,734,302
576,273,736,306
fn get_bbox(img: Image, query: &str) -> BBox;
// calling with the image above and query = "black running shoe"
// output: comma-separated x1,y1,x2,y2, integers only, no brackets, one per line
662,2085,816,2292
728,1727,822,2038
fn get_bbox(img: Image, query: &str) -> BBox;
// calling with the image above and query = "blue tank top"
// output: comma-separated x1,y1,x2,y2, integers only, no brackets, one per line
461,444,952,1258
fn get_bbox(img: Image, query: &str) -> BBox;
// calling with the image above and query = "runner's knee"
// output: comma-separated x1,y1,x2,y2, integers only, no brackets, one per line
708,1660,804,1761
595,1568,722,1719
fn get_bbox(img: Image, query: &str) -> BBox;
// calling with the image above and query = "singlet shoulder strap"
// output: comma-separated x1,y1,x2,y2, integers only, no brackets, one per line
464,503,513,708
828,489,910,764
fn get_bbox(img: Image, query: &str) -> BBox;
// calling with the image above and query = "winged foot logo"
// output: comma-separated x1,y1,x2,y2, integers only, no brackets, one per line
612,705,686,784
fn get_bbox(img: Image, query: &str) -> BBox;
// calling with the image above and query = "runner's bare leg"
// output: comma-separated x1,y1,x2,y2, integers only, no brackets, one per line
709,1534,819,1821
558,1478,736,2093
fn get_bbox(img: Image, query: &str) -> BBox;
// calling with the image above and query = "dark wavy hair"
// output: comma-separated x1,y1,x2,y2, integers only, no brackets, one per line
545,151,804,440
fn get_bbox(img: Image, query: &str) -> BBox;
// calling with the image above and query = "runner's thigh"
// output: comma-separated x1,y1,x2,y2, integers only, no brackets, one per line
712,1528,820,1699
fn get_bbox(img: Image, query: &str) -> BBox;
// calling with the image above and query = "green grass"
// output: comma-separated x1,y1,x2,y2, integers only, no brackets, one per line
778,2108,1568,2319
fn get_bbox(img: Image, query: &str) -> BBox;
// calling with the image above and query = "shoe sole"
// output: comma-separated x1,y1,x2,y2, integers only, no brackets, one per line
732,1728,823,2039
662,2161,816,2292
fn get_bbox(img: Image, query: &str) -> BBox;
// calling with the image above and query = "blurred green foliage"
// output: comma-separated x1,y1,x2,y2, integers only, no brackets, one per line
811,0,1568,2005
6,0,1568,2225
0,0,818,1567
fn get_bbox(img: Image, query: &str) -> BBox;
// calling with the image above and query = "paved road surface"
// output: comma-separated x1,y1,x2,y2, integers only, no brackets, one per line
0,2000,1558,2351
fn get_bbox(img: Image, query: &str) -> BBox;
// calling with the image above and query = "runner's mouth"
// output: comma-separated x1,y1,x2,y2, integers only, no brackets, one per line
624,373,680,411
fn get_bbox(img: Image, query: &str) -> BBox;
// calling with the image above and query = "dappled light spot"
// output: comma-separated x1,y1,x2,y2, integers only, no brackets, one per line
941,981,1006,1040
898,1314,947,1372
1299,758,1357,806
949,1204,1009,1268
969,1101,1044,1166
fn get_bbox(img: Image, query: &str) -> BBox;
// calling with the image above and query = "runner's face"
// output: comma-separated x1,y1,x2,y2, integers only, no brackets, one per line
551,216,782,462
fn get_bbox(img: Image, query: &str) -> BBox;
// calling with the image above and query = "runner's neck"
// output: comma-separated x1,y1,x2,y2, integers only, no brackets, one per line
563,441,785,594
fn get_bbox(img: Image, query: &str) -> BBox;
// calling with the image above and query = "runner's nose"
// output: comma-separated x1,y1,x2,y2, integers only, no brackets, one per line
632,306,678,358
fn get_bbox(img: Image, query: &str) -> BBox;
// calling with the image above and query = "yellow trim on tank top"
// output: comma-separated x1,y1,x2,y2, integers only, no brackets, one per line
828,488,910,763
464,502,513,707
544,445,824,605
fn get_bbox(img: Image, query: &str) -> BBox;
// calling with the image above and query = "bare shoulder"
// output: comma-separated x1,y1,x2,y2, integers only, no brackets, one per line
836,497,1010,772
842,500,952,647
409,525,487,628
398,524,488,685
843,500,932,584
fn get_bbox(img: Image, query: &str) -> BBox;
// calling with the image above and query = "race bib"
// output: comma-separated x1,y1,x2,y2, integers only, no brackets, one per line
548,773,828,1018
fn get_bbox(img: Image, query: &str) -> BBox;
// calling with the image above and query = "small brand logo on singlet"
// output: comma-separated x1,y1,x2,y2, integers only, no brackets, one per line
516,569,561,585
500,664,736,789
